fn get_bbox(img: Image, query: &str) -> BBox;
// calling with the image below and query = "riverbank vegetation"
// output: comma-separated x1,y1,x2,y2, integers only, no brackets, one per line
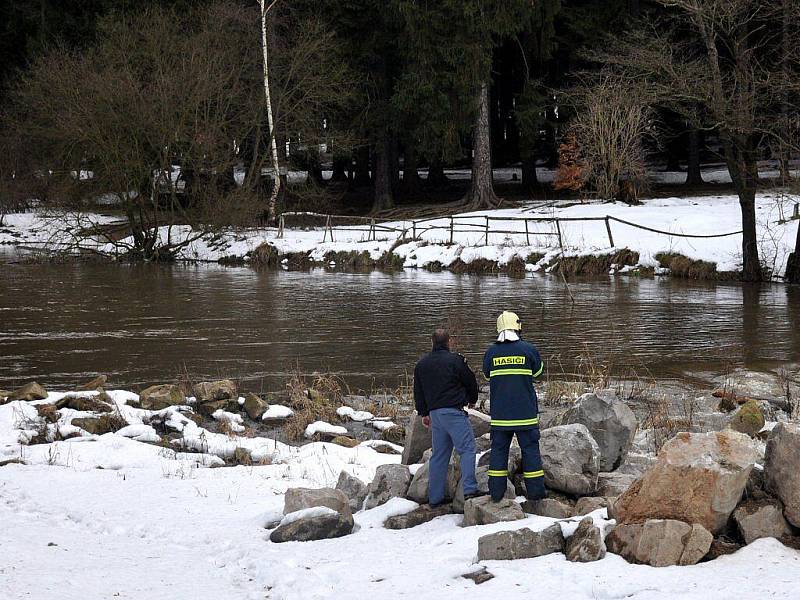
1,1,799,280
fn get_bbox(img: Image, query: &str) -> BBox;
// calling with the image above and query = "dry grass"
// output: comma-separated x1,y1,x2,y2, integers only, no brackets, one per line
655,252,720,280
323,250,376,269
248,242,279,269
640,393,698,453
555,249,640,277
282,370,346,441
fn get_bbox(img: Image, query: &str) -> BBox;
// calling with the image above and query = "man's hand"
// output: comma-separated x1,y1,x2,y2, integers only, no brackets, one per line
422,416,431,429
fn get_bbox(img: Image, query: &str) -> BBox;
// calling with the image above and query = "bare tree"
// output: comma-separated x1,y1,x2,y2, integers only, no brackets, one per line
563,76,653,203
599,0,800,282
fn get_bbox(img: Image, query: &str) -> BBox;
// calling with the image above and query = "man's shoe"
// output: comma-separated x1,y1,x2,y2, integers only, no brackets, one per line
428,498,452,509
526,490,548,502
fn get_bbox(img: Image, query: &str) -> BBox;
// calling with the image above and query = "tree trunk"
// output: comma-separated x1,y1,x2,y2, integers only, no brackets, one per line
521,156,538,190
330,156,349,182
786,222,800,284
725,136,762,282
463,83,499,209
402,143,423,196
686,129,704,185
427,159,448,188
390,135,401,194
353,147,371,187
779,0,792,183
306,149,324,186
372,131,394,212
258,0,281,223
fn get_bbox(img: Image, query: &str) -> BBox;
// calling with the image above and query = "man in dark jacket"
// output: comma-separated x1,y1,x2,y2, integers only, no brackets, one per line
414,327,480,507
483,311,546,502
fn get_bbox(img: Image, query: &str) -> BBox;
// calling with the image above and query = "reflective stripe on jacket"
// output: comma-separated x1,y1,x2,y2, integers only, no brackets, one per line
482,339,543,429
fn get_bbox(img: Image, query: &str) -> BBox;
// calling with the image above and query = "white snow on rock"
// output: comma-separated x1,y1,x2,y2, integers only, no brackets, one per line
261,405,294,420
337,406,375,422
370,420,397,432
212,409,245,433
354,497,418,530
304,420,348,439
114,424,161,444
279,506,338,527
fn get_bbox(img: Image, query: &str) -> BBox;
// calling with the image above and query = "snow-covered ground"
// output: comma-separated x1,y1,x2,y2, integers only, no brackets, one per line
2,389,800,600
2,190,799,277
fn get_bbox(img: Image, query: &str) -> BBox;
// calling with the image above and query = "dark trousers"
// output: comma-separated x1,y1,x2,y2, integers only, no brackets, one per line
488,427,545,501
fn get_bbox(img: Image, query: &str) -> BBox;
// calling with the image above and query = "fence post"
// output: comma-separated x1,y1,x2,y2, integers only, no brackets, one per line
525,219,530,246
555,219,564,251
370,218,376,241
277,215,284,239
412,221,417,240
485,216,490,246
605,217,615,248
449,216,454,245
794,203,799,219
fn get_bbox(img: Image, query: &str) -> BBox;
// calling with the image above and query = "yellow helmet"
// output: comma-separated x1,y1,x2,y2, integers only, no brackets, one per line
496,311,521,333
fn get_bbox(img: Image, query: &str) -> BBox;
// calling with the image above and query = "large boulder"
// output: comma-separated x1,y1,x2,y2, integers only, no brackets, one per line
477,524,564,561
597,472,636,497
463,497,524,527
364,464,412,509
551,393,638,471
727,400,765,438
8,382,48,402
407,455,460,504
606,519,712,567
401,415,432,465
335,471,369,513
283,487,352,520
613,430,759,534
192,379,237,404
764,422,800,528
565,517,606,562
539,424,601,496
269,507,354,543
733,498,793,544
384,503,453,529
453,465,515,513
138,384,185,411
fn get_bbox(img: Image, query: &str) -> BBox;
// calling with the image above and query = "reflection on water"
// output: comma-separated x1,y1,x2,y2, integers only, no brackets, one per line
1,254,798,391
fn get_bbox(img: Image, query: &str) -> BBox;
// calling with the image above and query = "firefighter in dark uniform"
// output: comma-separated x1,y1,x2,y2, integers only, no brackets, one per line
482,311,546,502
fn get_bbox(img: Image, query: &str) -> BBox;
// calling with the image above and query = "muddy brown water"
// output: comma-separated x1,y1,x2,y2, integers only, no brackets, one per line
1,252,799,393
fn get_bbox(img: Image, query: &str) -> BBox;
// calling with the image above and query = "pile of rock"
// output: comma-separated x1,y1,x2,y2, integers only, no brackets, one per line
270,487,355,543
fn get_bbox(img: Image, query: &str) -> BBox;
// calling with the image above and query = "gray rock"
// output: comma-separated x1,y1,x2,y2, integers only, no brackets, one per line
283,487,352,520
552,393,638,471
475,434,492,454
597,472,636,497
55,393,114,413
8,382,48,402
606,519,713,567
138,384,185,411
384,503,453,529
365,464,412,509
192,379,237,404
407,455,460,504
463,496,524,527
335,471,369,513
242,393,268,420
764,423,800,528
523,498,574,519
477,444,521,475
477,524,565,561
565,517,606,562
269,512,354,543
401,415,432,465
539,424,601,496
461,567,494,585
733,498,793,544
453,465,515,513
467,408,491,438
574,496,611,516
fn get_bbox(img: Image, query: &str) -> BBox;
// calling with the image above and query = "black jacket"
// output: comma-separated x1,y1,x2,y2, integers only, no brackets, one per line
413,345,479,416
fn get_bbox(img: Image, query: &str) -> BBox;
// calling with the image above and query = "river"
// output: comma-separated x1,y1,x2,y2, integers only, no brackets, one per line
1,253,798,393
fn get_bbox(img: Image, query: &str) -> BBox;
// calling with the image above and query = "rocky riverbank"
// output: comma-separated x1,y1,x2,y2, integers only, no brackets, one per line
2,366,799,598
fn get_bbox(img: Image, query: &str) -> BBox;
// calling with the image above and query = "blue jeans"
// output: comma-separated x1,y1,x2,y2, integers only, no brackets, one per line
429,407,478,505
